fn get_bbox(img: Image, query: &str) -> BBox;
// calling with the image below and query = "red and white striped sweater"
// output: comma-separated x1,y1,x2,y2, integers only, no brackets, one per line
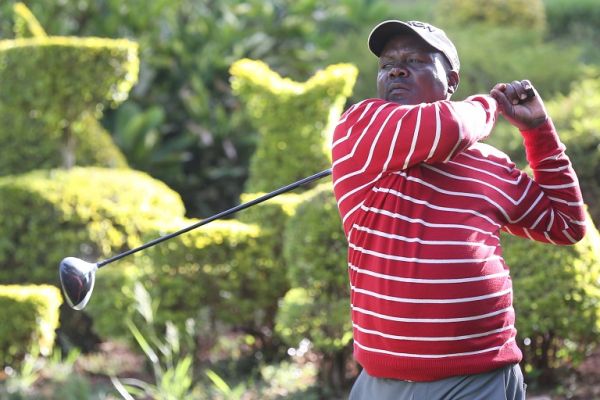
331,96,586,381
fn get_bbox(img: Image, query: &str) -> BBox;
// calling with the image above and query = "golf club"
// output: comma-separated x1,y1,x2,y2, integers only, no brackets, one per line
59,168,332,310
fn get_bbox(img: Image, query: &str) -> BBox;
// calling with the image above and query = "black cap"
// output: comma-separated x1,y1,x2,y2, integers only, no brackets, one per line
368,20,460,72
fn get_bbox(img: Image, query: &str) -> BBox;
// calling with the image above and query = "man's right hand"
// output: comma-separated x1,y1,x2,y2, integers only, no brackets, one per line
490,80,548,130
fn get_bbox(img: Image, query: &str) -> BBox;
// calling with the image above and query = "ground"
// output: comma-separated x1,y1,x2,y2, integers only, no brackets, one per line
2,342,600,398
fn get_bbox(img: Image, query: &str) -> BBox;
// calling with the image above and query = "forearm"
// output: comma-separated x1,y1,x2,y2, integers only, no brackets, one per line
332,96,497,177
504,118,586,244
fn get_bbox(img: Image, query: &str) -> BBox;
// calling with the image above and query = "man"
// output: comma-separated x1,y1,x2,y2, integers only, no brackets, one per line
331,20,586,399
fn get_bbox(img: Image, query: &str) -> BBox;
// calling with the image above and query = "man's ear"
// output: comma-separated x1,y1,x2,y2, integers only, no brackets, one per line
447,70,460,94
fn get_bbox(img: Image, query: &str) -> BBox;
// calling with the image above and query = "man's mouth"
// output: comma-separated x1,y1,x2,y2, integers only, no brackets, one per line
388,83,410,96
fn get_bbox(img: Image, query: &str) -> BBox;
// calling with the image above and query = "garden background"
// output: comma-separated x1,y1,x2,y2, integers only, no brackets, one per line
1,0,600,398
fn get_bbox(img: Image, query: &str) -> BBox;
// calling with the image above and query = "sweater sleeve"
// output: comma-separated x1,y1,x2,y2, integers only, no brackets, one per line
502,118,586,244
331,95,498,233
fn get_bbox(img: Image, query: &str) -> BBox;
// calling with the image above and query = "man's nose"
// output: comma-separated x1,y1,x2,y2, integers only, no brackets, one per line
389,65,408,77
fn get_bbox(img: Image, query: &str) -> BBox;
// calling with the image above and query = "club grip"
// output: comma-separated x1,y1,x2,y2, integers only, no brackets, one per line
520,86,535,104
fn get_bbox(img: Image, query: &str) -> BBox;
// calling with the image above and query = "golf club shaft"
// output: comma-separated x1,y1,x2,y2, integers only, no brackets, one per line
97,168,332,268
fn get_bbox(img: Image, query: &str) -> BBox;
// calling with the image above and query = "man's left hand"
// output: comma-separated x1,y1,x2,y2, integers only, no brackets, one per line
490,80,548,130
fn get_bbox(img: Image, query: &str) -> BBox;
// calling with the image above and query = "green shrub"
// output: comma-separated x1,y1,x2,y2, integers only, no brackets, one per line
545,0,600,30
446,25,582,100
435,0,546,33
12,2,47,39
0,167,185,285
230,59,357,193
84,260,143,340
238,191,303,288
275,287,351,355
544,0,600,58
283,183,346,293
132,218,286,344
0,284,62,366
546,75,600,226
0,35,138,174
504,212,600,376
71,113,129,169
277,183,351,389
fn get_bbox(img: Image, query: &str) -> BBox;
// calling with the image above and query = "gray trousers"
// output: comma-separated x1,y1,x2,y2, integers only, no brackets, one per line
349,364,526,400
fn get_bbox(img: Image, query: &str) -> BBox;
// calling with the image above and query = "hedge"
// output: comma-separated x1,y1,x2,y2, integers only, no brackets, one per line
0,284,62,366
503,211,600,374
278,182,350,350
12,2,47,39
230,59,357,193
0,35,138,174
0,167,185,286
276,182,351,389
238,191,303,291
128,218,284,344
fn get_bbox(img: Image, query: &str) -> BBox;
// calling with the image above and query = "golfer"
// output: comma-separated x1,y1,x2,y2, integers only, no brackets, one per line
331,20,586,399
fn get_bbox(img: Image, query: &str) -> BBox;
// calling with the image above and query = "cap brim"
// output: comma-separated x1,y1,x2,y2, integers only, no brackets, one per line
368,20,418,57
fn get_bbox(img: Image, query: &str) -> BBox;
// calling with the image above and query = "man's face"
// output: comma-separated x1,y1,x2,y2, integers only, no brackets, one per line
376,33,457,105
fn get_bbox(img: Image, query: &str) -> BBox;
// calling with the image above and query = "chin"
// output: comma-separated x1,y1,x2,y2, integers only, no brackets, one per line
387,96,412,105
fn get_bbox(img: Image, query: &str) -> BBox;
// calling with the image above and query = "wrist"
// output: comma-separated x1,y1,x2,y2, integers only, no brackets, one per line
519,116,549,133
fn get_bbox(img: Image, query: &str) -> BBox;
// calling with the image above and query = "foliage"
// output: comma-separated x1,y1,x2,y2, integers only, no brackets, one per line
0,167,183,284
283,183,346,293
130,218,284,346
0,33,137,174
545,74,600,226
275,288,351,355
112,320,197,399
0,285,62,366
278,182,351,350
84,261,143,340
544,0,600,63
277,183,352,391
504,212,600,377
71,113,129,169
109,102,188,178
238,191,303,293
111,282,242,400
12,2,47,38
427,1,583,101
446,25,583,100
0,347,88,399
0,0,379,216
435,0,546,33
230,59,357,192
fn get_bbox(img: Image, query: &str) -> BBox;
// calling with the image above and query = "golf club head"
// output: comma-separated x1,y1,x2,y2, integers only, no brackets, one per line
59,257,98,310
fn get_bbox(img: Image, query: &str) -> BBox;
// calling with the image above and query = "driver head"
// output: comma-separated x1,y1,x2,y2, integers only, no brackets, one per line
59,257,98,310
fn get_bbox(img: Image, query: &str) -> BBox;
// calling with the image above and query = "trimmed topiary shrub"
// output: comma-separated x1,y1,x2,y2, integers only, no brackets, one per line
282,183,346,293
12,2,47,39
230,59,357,193
0,284,62,366
71,113,129,169
277,182,352,390
504,211,600,380
238,191,304,294
0,29,138,174
131,218,285,347
0,167,185,285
